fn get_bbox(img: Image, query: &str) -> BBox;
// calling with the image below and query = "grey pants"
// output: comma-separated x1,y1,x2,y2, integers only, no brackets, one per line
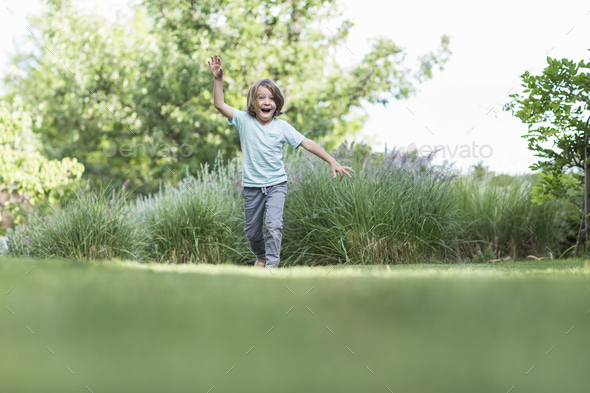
241,181,288,267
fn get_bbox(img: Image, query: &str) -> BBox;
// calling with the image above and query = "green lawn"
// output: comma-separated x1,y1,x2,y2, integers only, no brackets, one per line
1,257,589,393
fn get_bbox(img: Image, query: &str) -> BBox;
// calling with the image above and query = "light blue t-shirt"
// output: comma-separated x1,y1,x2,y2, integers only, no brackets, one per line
228,109,306,187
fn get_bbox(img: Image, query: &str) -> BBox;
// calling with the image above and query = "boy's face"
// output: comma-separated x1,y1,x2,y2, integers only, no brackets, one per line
255,86,276,122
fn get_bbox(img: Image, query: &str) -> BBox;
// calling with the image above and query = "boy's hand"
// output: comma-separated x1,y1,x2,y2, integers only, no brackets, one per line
331,161,354,181
208,54,224,79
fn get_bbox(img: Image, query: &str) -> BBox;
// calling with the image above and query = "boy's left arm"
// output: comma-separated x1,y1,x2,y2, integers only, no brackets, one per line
299,139,354,181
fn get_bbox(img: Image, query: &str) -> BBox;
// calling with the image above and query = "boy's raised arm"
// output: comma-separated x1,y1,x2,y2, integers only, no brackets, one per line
208,54,234,120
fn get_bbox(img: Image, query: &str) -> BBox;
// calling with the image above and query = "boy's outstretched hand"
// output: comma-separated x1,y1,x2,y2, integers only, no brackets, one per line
331,161,354,181
208,54,223,79
299,139,354,181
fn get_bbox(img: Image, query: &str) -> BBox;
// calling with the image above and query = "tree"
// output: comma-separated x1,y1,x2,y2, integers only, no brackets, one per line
503,56,590,256
2,0,452,195
0,99,84,228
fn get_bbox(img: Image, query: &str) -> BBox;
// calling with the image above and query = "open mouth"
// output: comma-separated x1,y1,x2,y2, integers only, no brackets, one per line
261,108,272,114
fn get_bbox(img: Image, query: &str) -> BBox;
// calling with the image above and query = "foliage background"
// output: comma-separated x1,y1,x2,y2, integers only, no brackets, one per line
1,0,451,198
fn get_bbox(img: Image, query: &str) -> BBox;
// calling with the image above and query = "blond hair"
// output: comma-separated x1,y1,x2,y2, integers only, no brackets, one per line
246,79,285,118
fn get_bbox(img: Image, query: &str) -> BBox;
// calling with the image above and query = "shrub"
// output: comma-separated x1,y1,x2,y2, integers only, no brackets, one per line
6,144,578,264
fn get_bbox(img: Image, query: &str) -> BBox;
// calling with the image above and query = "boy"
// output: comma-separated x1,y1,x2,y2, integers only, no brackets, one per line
208,53,353,268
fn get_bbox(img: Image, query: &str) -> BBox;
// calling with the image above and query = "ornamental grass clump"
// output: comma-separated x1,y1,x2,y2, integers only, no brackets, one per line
281,141,463,265
451,170,575,261
135,152,251,264
6,180,147,260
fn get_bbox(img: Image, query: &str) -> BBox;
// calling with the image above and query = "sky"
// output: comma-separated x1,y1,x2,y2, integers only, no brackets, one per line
1,0,589,175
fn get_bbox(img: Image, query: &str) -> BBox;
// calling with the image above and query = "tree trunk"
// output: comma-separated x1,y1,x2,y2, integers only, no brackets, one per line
586,155,590,252
574,198,585,257
574,117,590,257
